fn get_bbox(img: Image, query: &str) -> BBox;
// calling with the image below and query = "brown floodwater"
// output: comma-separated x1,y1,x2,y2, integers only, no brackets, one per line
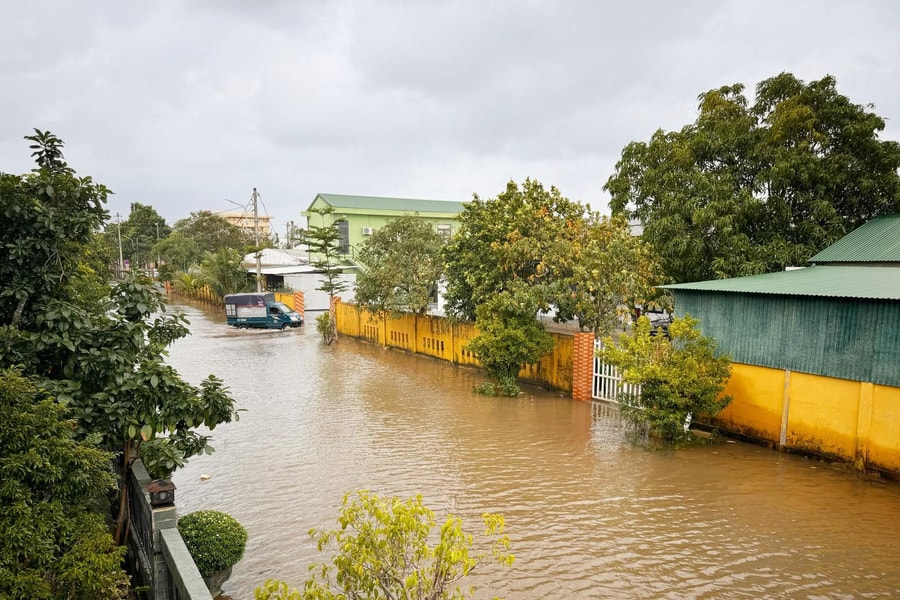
167,302,900,599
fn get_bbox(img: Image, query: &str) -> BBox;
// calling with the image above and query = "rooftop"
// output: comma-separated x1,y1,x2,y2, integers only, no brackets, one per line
662,265,900,301
810,214,900,263
309,193,465,214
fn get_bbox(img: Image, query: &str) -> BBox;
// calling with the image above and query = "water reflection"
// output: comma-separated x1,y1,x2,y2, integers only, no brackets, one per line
167,303,900,599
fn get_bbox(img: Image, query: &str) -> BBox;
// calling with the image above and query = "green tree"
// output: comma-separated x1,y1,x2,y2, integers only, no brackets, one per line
554,214,664,337
605,73,900,283
0,132,238,547
465,282,555,397
303,207,349,343
0,368,130,599
254,491,513,600
199,247,251,296
600,315,732,442
153,231,201,276
173,211,254,257
354,215,446,316
443,179,586,321
0,129,109,328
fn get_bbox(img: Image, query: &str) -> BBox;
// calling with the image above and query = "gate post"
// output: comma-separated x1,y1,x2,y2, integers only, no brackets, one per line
293,291,305,319
572,332,595,401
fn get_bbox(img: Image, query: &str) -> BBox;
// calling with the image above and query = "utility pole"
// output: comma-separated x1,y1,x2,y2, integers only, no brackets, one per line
116,213,124,277
285,221,293,249
252,187,263,292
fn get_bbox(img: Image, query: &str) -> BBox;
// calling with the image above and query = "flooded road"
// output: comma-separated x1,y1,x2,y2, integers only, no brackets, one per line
167,303,900,599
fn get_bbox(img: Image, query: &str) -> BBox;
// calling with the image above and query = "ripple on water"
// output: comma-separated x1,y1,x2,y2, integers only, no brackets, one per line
167,304,900,600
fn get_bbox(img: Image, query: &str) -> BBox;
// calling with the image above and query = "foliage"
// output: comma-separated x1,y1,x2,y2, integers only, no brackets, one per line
199,247,251,297
465,282,555,396
354,215,446,316
554,214,664,337
600,315,732,442
98,202,170,275
0,132,238,546
605,72,900,283
315,312,335,345
153,231,202,275
0,129,109,328
443,179,586,322
178,510,248,577
254,490,513,600
303,207,350,342
0,368,129,599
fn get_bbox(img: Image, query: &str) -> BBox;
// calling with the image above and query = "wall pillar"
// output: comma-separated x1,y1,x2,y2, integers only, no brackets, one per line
572,332,595,401
855,382,875,470
293,291,305,319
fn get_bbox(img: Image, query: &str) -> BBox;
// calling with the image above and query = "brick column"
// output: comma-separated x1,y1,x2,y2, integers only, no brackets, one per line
292,291,305,319
572,331,595,401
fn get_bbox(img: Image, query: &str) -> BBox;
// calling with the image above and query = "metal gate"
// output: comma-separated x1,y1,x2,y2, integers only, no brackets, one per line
592,338,641,403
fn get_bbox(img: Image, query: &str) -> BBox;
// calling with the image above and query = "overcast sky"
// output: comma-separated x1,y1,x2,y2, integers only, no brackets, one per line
3,1,900,235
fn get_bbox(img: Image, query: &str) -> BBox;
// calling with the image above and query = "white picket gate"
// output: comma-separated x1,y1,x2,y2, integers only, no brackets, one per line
592,338,641,403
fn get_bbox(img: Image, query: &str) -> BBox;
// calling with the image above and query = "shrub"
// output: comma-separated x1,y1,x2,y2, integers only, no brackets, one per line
177,510,248,577
601,314,732,442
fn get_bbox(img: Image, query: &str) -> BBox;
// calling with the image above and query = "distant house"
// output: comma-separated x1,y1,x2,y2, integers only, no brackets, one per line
217,210,273,239
662,215,900,475
301,193,465,269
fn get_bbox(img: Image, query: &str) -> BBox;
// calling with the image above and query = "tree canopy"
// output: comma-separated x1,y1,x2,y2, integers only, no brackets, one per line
354,215,446,316
605,72,900,283
443,179,586,322
0,129,239,589
255,491,513,600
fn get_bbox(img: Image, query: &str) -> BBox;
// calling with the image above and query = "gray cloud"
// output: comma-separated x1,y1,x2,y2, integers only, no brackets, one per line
2,0,899,228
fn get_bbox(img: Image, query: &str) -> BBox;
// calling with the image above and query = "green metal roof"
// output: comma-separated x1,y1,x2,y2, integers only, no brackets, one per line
810,214,900,263
662,266,900,300
311,193,465,214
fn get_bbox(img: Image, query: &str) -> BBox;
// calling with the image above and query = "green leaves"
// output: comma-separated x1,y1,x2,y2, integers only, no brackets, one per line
606,72,900,283
260,491,513,600
355,215,446,316
601,315,732,442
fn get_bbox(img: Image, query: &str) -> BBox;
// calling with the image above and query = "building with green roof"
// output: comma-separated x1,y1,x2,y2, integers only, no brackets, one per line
301,193,465,270
659,214,900,475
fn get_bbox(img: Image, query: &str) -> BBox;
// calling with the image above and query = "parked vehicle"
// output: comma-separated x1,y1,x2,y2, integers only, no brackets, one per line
224,292,303,329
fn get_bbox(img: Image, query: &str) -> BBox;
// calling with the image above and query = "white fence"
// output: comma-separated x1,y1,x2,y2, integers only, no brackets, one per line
592,339,641,403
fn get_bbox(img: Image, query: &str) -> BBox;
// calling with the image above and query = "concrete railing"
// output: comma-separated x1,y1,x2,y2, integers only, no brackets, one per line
127,460,212,600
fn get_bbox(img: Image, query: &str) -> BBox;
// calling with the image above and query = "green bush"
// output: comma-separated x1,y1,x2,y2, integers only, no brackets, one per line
177,510,248,577
601,314,732,442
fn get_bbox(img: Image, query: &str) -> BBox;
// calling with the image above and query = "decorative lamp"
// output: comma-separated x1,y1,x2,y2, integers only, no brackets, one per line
147,479,177,507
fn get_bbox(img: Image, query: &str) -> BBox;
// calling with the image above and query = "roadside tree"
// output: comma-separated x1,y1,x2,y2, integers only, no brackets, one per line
600,315,732,442
554,214,664,337
254,491,513,600
442,178,586,321
303,207,350,343
199,247,251,297
354,215,446,316
605,73,900,283
465,281,555,396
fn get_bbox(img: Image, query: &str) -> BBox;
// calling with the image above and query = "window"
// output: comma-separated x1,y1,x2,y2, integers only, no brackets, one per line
436,223,452,238
337,220,350,254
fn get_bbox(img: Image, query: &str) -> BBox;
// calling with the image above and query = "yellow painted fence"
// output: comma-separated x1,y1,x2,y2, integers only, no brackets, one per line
334,302,574,393
705,363,900,475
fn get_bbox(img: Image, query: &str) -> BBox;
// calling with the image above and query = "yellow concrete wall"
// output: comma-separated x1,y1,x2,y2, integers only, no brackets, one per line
786,371,860,459
867,384,900,473
334,303,573,392
707,362,900,476
274,291,294,307
715,363,785,442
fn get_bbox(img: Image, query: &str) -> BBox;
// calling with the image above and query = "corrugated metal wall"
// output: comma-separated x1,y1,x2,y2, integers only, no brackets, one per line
675,291,900,388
